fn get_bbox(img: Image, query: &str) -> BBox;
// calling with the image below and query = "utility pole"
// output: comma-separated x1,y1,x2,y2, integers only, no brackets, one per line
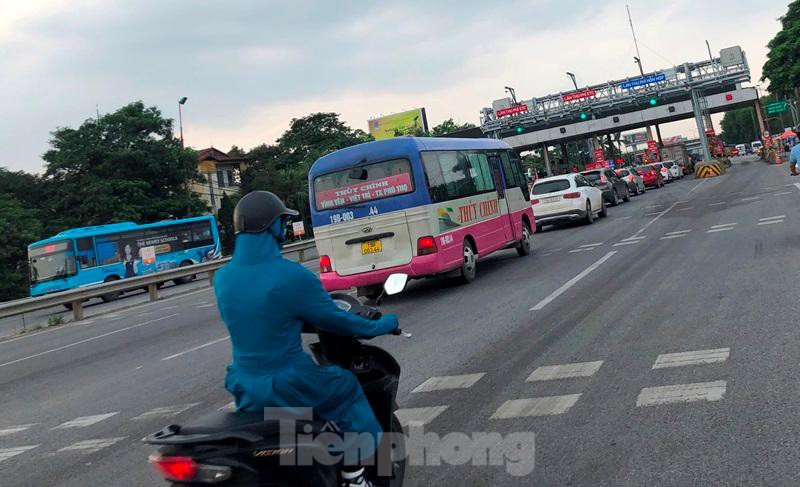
691,88,712,162
627,5,654,145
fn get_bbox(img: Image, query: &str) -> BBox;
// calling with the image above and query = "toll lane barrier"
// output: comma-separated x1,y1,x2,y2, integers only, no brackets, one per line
695,162,725,178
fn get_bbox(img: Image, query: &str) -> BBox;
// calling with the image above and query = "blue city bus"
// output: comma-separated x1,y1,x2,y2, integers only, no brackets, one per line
28,216,221,300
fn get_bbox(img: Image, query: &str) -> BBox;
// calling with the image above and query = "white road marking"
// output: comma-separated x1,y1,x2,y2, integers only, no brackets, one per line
530,252,617,311
708,202,727,206
740,196,761,202
774,191,793,196
395,406,449,427
0,424,38,437
665,230,692,236
104,314,119,319
761,186,775,190
135,312,152,318
0,314,179,368
219,401,236,412
660,234,688,240
526,361,603,381
411,373,486,393
675,200,690,204
652,348,730,369
578,242,604,248
539,252,555,257
689,179,709,193
613,240,642,247
758,220,784,226
632,201,679,238
793,183,800,192
196,303,216,309
0,446,38,463
621,235,646,242
161,336,229,361
707,227,734,233
191,301,208,306
645,204,664,208
162,305,178,310
548,248,563,252
676,207,694,211
57,437,127,454
644,212,661,217
491,394,581,419
709,223,737,230
636,381,727,407
132,403,201,420
568,248,592,254
109,316,123,321
615,216,633,220
759,215,786,222
53,412,119,430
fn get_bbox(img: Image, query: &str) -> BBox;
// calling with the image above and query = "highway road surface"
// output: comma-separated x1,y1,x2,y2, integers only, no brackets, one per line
2,156,800,486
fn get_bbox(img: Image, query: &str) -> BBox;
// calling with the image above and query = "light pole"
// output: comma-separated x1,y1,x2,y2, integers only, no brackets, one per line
504,86,517,105
566,72,578,90
633,57,644,76
178,96,188,148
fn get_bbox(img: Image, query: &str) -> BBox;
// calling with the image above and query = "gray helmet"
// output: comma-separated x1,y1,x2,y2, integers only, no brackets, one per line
233,191,299,235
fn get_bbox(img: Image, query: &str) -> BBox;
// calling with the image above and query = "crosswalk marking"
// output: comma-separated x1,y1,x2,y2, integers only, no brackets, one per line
636,381,727,407
52,412,119,430
652,348,730,369
0,424,38,437
491,394,581,419
132,403,201,420
0,446,38,463
411,373,485,393
526,361,603,381
395,406,449,427
57,437,127,454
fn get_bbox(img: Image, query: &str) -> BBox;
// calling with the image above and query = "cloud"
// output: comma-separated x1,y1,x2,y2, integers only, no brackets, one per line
0,0,788,172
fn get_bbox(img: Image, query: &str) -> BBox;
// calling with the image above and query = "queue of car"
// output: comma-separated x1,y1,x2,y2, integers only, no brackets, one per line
531,162,681,232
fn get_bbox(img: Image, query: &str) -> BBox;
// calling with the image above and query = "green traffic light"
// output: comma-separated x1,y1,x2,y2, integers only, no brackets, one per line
649,98,657,106
516,126,523,134
580,112,588,120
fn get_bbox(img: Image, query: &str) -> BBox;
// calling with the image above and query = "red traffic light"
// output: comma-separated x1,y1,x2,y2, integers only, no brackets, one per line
725,94,733,101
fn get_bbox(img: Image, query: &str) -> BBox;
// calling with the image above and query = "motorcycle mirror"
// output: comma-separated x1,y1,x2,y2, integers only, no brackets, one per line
383,273,409,296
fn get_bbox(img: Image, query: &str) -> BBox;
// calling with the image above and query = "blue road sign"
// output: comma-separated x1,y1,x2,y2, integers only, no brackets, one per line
620,73,666,90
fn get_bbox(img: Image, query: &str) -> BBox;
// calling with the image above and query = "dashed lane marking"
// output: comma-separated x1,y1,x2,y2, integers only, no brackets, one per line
135,312,152,317
526,361,603,381
57,437,127,454
530,252,617,311
660,234,688,240
665,230,692,236
636,381,727,407
568,248,593,254
412,373,486,393
52,412,119,430
578,242,604,248
615,216,633,220
196,303,216,309
0,424,38,437
162,305,178,310
0,446,39,463
613,240,642,247
0,314,179,368
395,406,449,427
161,336,229,361
740,196,761,202
758,220,784,226
774,191,793,196
491,394,581,419
652,348,730,369
759,215,786,222
708,202,727,207
621,235,647,242
631,201,680,239
676,207,694,211
132,403,201,420
710,223,737,229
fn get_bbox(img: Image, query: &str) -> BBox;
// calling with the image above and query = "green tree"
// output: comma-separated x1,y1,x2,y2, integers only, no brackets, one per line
243,113,371,235
42,101,207,229
762,1,800,97
430,118,477,136
0,192,43,301
720,107,758,144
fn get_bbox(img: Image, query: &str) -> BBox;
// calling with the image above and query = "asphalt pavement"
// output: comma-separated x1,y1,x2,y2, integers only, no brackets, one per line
2,155,800,486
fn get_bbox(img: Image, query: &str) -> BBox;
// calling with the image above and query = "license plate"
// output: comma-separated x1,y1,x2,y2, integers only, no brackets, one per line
361,240,382,255
543,196,559,203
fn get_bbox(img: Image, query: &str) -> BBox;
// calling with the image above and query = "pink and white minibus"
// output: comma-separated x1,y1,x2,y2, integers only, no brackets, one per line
308,137,535,296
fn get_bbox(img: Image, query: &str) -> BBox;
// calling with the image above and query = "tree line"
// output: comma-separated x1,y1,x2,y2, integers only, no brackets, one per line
0,102,473,302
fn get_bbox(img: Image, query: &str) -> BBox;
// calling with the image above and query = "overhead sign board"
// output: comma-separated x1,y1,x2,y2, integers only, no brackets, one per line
719,46,744,67
766,101,789,115
562,89,596,102
496,105,529,118
623,131,648,145
620,73,666,90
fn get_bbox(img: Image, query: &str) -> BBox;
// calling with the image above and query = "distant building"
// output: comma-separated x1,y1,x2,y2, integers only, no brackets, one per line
194,147,249,214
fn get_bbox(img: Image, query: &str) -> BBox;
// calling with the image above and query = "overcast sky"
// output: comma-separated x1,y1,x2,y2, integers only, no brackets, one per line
0,0,788,173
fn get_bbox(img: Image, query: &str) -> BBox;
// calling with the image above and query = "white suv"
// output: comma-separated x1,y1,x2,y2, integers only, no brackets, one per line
531,174,606,232
662,160,683,180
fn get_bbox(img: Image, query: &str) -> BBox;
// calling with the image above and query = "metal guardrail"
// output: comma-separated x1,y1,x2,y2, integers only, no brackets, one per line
0,240,318,323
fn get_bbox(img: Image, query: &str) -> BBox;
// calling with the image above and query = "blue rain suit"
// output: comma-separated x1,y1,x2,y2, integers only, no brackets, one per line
214,222,398,462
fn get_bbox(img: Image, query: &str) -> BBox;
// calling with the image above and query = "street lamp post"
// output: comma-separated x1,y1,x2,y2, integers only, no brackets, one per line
504,86,517,105
566,72,578,90
178,96,188,148
633,57,644,76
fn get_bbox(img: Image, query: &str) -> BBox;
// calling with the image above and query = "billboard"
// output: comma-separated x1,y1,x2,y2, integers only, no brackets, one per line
367,108,428,140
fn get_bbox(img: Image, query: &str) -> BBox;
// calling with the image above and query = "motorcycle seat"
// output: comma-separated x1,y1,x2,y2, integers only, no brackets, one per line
177,411,327,437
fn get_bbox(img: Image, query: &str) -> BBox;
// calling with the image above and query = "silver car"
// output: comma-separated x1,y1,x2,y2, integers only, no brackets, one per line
616,168,646,196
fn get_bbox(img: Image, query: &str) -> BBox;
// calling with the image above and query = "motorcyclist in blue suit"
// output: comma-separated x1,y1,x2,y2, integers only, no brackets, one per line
214,191,398,487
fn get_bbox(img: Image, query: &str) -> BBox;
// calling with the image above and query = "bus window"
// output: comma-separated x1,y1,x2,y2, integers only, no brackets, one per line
76,237,97,269
501,151,531,201
313,158,414,210
464,151,496,192
96,235,122,265
422,151,496,203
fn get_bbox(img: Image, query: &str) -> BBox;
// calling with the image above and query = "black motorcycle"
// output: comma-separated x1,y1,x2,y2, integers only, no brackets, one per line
144,274,411,486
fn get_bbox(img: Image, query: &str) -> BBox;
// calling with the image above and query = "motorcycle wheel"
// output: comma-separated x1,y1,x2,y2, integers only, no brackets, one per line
388,415,406,487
